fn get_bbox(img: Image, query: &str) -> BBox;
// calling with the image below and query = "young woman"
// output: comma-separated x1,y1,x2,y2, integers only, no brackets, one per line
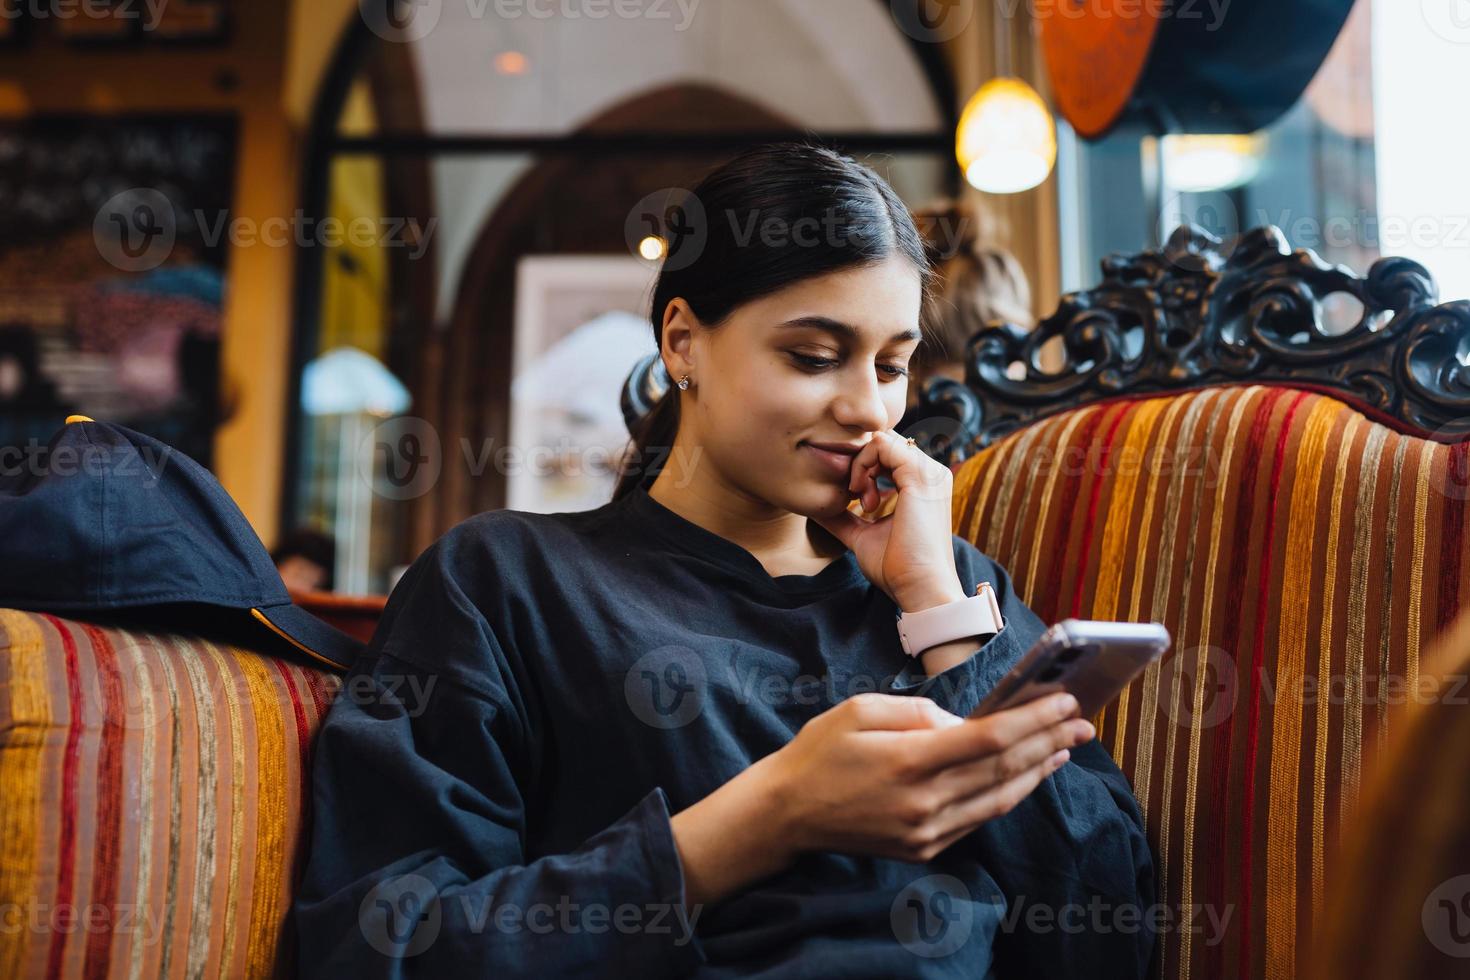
294,143,1155,978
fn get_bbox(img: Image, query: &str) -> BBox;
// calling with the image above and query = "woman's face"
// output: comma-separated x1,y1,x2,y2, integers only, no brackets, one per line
670,254,924,517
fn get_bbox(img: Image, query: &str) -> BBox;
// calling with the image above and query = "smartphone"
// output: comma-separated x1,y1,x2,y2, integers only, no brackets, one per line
968,619,1171,719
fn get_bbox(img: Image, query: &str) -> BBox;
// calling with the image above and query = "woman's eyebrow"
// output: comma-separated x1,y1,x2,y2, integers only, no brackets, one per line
776,316,921,345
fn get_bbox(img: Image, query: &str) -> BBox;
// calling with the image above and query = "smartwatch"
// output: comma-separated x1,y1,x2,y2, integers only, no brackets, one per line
895,582,1005,658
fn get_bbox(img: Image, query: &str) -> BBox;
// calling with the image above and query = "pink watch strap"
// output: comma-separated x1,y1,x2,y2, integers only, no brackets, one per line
895,582,1005,658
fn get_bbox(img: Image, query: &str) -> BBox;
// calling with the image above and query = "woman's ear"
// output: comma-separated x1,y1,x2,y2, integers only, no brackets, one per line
661,298,700,380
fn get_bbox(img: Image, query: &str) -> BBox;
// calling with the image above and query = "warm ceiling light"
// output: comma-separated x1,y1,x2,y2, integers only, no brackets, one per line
495,51,529,75
1161,133,1267,193
956,77,1058,195
638,236,666,261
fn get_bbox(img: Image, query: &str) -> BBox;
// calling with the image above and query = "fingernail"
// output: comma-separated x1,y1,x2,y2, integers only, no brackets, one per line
1056,694,1079,716
1074,720,1095,742
1049,749,1070,769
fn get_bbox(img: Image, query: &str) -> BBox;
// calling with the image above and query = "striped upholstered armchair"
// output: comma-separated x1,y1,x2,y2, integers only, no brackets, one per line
0,593,384,978
919,225,1470,978
616,222,1470,978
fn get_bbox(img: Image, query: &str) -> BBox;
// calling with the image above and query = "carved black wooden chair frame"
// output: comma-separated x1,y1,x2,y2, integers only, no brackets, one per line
622,225,1470,466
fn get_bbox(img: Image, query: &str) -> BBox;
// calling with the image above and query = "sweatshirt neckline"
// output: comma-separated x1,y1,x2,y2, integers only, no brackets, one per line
621,483,865,597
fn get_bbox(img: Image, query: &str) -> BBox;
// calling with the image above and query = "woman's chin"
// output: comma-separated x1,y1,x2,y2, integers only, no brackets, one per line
786,479,860,520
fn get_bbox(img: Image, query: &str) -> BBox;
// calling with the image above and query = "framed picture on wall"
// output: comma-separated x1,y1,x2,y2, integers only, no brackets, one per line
507,255,660,514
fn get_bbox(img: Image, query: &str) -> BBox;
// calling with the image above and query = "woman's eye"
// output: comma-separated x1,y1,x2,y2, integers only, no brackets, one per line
790,353,839,370
789,352,910,380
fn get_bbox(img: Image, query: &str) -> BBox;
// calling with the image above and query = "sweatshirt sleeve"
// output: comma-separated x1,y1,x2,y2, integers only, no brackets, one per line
292,528,708,978
887,541,1158,977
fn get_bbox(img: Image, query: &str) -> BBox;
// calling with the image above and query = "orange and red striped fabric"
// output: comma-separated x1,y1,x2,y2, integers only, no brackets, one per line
953,384,1470,980
0,610,340,979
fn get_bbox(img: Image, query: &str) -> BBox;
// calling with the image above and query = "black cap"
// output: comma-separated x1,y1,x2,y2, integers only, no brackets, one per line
0,416,363,672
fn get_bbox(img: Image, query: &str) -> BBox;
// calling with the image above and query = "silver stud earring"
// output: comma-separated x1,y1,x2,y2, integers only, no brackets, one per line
676,375,691,391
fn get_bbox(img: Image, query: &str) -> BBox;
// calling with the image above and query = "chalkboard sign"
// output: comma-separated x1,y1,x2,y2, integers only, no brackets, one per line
0,114,238,470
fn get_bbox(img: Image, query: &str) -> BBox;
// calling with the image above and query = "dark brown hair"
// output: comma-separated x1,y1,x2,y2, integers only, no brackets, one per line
612,142,935,501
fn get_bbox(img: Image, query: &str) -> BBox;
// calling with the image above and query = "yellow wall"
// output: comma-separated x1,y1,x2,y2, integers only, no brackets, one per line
284,0,360,128
318,84,389,359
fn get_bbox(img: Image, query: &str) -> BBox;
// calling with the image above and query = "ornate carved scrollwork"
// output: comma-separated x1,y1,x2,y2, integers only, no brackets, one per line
915,225,1470,462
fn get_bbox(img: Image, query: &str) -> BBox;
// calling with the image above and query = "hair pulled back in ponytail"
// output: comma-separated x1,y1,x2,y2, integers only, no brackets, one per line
612,142,933,501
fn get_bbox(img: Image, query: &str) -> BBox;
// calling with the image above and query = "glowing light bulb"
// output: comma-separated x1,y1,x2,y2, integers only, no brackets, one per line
956,77,1058,195
638,236,666,261
495,51,529,75
1161,133,1266,193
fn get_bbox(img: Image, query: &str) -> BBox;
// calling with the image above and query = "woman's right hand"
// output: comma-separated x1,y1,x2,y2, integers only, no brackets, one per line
766,691,1094,863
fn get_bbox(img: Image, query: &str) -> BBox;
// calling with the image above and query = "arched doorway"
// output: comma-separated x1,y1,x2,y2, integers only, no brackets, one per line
287,0,961,591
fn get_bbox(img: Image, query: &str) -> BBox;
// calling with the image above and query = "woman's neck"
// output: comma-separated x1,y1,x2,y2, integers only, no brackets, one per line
646,470,846,578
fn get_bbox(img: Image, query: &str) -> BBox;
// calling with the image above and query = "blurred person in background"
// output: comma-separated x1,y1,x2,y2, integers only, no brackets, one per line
271,527,335,594
904,199,1033,415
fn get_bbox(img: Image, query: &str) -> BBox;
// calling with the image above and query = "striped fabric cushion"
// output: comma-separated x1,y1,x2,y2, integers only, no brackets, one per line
951,384,1470,980
0,609,341,979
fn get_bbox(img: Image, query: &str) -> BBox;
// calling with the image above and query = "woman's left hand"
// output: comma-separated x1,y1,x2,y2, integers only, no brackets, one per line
809,429,967,613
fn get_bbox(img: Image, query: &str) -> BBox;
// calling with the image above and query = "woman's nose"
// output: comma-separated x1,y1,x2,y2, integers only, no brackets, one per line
832,372,891,432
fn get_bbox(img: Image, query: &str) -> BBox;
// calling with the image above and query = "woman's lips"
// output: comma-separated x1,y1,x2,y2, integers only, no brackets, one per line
801,442,857,479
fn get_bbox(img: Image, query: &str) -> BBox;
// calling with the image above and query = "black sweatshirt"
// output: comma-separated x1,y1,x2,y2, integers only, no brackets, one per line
293,481,1156,978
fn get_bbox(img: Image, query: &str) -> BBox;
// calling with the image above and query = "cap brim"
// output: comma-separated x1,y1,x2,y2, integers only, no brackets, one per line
251,602,366,673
